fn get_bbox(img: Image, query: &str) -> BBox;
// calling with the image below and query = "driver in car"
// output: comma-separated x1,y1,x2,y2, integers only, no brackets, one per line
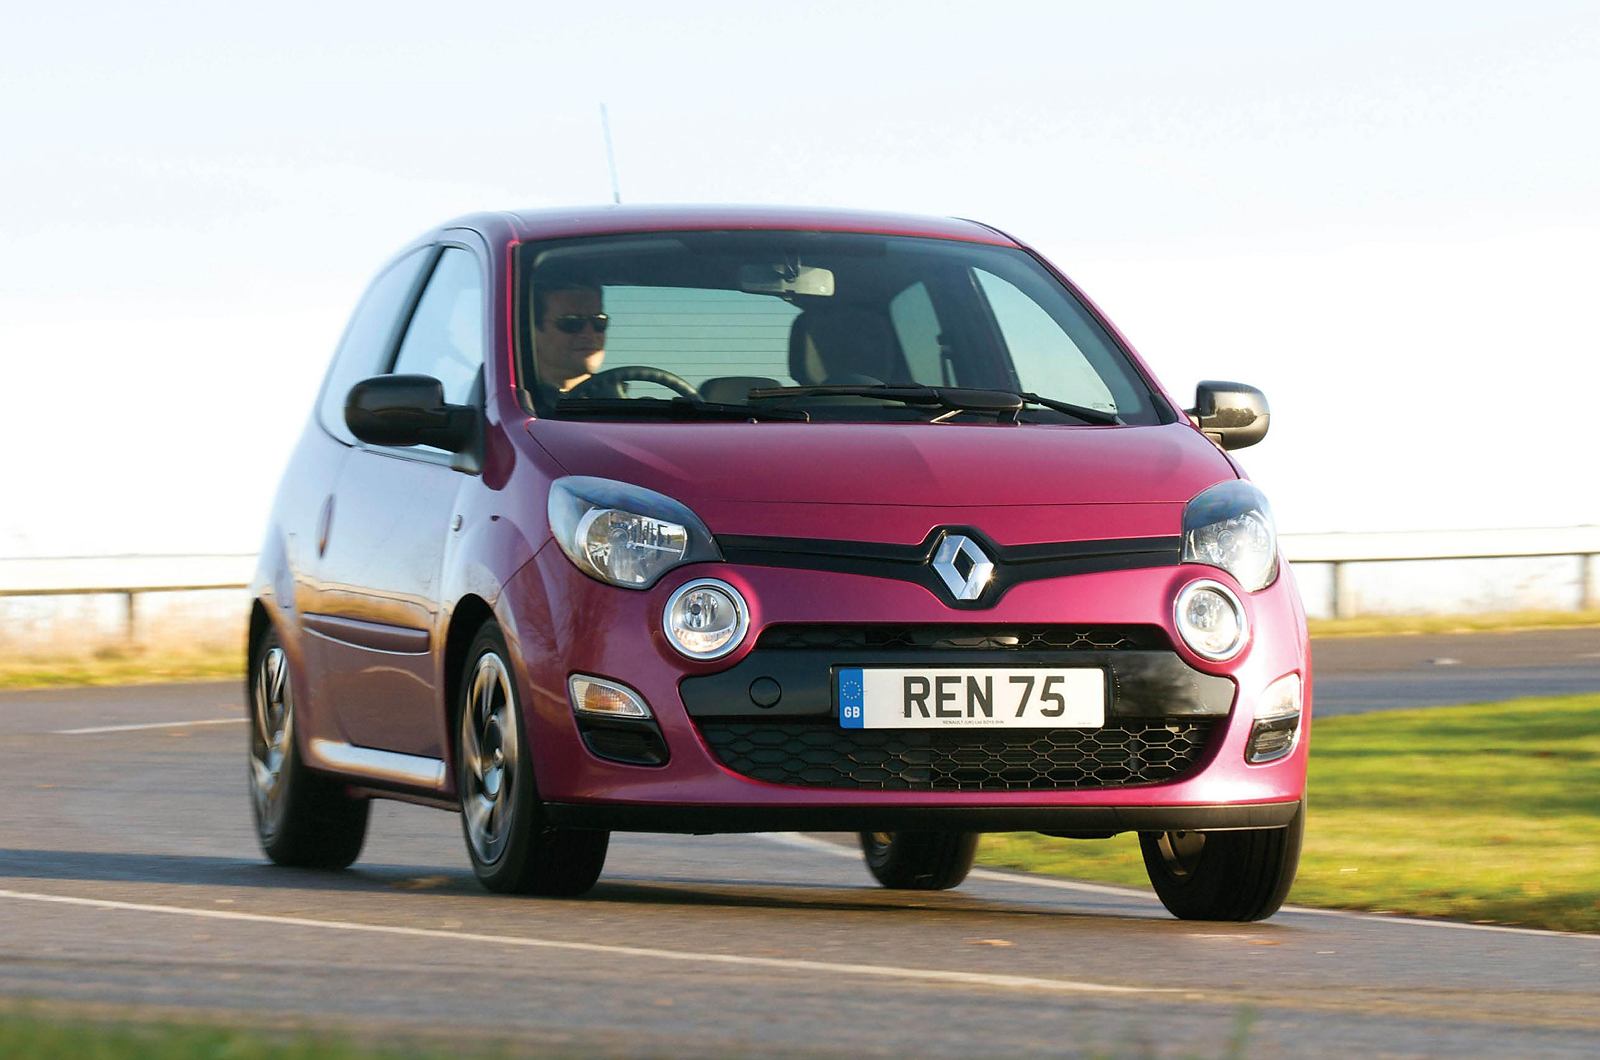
533,281,608,396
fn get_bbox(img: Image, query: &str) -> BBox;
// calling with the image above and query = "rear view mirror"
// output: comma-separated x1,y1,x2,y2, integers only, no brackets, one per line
738,262,835,297
1190,381,1269,450
345,374,477,453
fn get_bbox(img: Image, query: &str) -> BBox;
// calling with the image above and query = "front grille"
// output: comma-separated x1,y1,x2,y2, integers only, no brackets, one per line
698,720,1217,791
755,624,1169,653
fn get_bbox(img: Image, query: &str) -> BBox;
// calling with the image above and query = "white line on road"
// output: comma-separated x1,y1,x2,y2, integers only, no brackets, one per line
757,833,1600,943
0,888,1174,996
52,718,245,735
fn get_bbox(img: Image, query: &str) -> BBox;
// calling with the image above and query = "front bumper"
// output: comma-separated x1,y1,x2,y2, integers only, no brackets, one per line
500,542,1312,832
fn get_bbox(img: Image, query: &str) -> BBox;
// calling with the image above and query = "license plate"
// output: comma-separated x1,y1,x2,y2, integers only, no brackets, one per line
837,667,1105,730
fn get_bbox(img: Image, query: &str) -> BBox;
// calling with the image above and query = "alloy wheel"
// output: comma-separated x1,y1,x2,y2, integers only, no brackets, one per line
461,651,518,865
249,645,293,838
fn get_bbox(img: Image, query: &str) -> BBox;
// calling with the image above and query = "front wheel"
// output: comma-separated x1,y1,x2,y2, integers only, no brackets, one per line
859,830,979,890
456,621,609,895
1138,802,1304,921
248,628,369,869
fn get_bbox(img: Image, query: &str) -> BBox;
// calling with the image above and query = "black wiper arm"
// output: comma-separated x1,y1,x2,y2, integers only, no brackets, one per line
1015,392,1120,425
553,396,809,422
748,384,1119,424
747,384,1024,416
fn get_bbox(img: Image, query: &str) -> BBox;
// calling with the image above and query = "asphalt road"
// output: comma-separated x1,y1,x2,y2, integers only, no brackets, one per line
1312,627,1600,715
1,652,1598,1059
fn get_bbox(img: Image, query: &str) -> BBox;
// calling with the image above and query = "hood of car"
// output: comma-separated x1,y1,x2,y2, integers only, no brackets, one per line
528,420,1234,509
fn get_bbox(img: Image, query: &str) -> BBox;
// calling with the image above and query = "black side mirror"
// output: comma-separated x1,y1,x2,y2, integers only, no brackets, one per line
345,374,477,452
1189,381,1269,450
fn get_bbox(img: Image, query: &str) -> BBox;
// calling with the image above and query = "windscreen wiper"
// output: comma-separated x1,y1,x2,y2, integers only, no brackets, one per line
748,384,1021,414
1015,392,1121,426
553,396,810,422
747,384,1119,425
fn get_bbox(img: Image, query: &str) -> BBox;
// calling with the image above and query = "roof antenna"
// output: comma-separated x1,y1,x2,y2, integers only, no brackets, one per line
600,102,622,204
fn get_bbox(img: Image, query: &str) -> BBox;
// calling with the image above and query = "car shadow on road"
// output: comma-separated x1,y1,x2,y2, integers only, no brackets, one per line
0,847,1195,926
0,848,483,895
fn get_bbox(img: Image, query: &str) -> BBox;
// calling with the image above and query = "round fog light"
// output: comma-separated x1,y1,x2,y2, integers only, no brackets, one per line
1174,580,1247,661
664,579,749,660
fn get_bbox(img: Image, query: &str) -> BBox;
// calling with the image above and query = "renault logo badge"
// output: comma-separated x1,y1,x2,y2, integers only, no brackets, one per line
931,534,995,601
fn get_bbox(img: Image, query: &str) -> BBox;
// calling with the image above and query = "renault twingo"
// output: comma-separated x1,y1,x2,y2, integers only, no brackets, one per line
248,205,1308,920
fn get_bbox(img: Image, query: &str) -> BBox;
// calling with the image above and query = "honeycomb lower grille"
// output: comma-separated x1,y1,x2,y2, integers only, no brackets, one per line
698,720,1217,791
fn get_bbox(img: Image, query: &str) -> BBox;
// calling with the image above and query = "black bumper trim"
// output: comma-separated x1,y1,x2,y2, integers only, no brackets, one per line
541,800,1301,835
681,648,1235,720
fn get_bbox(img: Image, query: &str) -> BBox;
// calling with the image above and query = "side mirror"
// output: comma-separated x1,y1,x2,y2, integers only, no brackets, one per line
345,374,477,452
1189,381,1269,450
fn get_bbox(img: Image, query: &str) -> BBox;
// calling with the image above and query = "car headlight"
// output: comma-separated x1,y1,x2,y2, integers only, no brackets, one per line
664,578,750,660
1181,480,1278,592
548,476,721,588
1174,579,1248,661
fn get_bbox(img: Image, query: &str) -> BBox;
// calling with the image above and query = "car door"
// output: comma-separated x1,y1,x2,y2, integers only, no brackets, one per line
311,243,487,758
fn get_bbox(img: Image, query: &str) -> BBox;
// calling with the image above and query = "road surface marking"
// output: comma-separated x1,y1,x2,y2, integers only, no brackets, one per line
53,718,245,735
0,888,1173,996
757,833,1600,942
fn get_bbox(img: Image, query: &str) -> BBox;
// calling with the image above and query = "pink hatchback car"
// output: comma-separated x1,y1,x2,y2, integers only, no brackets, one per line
248,205,1309,920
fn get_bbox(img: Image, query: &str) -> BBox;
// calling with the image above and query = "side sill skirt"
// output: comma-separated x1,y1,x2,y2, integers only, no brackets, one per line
307,738,447,791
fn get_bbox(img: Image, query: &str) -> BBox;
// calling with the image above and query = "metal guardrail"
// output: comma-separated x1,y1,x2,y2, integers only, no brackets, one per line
1,528,1598,634
1280,528,1600,617
0,554,256,641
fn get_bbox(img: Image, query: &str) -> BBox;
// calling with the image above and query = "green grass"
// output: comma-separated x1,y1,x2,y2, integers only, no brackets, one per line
0,1014,448,1060
980,693,1600,932
0,1008,1257,1060
0,647,243,691
1308,608,1600,638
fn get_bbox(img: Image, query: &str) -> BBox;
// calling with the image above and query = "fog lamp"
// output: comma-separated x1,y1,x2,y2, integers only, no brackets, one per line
1174,579,1247,661
568,675,652,718
1247,673,1302,764
664,578,749,660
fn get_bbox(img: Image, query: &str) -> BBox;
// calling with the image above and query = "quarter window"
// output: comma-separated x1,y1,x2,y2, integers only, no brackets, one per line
317,248,430,444
391,248,485,405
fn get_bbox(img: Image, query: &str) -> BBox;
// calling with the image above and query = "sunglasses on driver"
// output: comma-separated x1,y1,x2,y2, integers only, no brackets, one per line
551,313,609,334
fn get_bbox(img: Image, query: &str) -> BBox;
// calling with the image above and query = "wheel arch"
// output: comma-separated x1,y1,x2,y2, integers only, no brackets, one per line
443,594,498,749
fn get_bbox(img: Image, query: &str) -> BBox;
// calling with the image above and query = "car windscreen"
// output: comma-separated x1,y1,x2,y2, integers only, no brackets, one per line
517,231,1169,425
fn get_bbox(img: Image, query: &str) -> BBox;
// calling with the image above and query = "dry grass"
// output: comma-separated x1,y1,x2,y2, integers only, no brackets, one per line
1308,608,1600,638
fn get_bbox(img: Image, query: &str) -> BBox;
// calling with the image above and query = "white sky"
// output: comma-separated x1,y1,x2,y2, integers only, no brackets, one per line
2,1,1597,557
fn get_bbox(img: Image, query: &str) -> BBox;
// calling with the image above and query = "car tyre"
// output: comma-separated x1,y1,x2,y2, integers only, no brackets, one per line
1138,802,1304,921
457,620,609,896
248,627,370,869
858,830,979,890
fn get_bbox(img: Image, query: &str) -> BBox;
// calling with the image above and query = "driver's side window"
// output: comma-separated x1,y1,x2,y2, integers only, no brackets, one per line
391,247,484,405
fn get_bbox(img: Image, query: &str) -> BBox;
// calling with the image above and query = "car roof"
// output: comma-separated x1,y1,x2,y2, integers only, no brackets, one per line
474,204,1019,246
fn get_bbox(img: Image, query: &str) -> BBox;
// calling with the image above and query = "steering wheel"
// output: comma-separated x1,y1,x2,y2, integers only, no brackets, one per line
566,366,700,400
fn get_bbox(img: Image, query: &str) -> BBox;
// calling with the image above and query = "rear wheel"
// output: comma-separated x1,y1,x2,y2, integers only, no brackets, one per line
457,621,609,895
248,628,369,869
859,830,979,890
1138,802,1304,921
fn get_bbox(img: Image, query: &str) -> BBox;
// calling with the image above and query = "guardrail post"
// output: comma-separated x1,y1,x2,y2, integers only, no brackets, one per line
1583,553,1599,612
124,591,138,643
1329,561,1356,619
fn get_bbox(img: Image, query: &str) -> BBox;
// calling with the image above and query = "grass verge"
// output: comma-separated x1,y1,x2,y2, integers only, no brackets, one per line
1308,608,1600,638
0,647,243,691
0,1013,477,1060
0,1008,1257,1060
979,693,1600,933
